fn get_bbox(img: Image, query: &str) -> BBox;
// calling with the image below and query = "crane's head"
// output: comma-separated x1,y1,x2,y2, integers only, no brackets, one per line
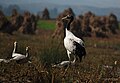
26,46,30,52
14,41,17,46
62,15,74,21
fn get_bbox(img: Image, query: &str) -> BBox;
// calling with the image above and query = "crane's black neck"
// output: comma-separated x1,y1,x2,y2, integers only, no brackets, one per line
63,17,74,38
66,18,73,30
26,49,29,57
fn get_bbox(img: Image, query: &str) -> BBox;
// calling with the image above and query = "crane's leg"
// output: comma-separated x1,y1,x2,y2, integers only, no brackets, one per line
73,55,76,63
67,50,71,61
63,50,71,76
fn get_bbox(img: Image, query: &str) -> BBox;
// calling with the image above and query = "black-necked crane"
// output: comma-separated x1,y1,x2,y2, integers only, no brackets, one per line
62,15,86,63
10,46,31,63
52,57,76,68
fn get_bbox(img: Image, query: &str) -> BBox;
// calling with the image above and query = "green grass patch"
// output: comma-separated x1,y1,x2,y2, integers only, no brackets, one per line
37,20,56,30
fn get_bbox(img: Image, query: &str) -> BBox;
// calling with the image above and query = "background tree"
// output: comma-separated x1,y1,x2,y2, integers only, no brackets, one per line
0,10,13,34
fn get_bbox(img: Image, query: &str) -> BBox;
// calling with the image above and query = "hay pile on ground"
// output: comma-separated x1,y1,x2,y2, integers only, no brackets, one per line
53,8,119,38
0,10,37,34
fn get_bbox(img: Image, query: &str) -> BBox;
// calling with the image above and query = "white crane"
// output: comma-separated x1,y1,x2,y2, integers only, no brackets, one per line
10,46,31,63
52,57,76,68
62,15,86,62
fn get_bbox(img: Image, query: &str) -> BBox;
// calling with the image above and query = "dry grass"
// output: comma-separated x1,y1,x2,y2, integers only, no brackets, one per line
0,30,120,83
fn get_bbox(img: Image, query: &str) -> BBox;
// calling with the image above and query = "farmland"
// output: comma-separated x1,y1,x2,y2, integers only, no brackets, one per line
37,20,56,30
0,20,120,83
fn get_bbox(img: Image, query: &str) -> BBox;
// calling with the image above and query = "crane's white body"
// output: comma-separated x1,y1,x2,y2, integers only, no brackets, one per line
11,54,27,61
64,28,85,61
64,29,84,52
